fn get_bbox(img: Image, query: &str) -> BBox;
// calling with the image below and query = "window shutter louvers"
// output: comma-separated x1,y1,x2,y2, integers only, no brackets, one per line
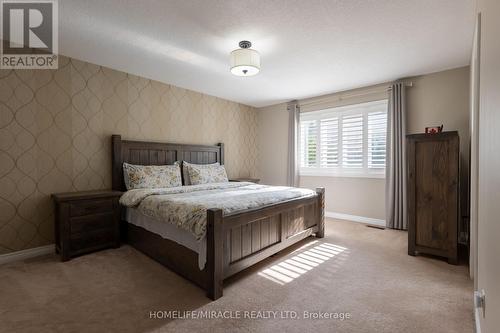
341,114,364,168
299,100,388,177
300,120,319,167
320,117,339,167
367,111,387,169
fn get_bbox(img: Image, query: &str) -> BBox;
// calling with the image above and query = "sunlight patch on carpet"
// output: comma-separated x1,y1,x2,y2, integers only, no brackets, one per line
257,241,347,285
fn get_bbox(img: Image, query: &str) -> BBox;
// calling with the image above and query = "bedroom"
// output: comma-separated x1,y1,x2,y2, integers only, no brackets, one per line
0,0,498,332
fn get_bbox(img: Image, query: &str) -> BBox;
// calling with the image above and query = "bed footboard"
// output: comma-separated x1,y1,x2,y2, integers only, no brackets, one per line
206,187,325,300
206,208,224,300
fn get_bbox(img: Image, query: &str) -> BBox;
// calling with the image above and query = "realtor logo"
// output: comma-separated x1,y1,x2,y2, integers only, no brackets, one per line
1,0,58,69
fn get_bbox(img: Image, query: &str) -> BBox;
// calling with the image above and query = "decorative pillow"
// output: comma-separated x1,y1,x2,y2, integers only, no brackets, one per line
182,161,219,185
187,163,228,185
123,162,181,190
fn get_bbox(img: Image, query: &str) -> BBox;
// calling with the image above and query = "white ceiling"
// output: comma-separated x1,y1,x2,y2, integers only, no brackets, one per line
60,0,475,107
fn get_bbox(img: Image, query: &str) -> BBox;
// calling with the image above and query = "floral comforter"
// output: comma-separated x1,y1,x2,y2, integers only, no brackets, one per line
120,182,315,240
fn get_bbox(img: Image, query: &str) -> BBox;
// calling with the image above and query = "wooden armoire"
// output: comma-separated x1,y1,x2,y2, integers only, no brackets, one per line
407,131,459,264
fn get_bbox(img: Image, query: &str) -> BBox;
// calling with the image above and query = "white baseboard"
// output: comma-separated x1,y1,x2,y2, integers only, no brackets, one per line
0,244,55,265
325,211,386,227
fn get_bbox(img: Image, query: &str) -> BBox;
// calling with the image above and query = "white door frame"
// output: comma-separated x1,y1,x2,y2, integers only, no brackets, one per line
469,12,481,287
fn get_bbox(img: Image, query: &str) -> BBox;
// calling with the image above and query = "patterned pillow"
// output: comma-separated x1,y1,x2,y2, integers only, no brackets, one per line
186,163,228,185
123,162,182,190
182,161,219,185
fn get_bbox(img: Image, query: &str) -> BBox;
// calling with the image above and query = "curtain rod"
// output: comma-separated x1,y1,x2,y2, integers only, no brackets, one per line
387,81,413,91
298,81,413,108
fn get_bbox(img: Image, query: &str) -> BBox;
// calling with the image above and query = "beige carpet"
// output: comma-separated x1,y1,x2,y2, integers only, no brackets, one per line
0,219,473,333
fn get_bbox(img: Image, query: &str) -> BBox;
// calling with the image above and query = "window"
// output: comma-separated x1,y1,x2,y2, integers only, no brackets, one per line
299,100,388,178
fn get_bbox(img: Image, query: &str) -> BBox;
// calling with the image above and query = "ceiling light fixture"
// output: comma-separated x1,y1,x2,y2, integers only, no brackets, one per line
230,41,260,76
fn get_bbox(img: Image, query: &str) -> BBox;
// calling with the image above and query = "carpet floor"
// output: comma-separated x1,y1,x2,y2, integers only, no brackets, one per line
0,219,473,333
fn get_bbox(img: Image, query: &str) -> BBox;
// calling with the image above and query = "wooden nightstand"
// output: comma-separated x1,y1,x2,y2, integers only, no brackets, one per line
52,190,123,261
229,178,260,183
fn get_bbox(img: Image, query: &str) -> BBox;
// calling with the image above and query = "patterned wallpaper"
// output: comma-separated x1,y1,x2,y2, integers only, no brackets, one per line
0,56,259,254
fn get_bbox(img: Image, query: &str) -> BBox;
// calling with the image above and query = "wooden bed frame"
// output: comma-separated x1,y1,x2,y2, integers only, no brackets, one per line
112,135,325,300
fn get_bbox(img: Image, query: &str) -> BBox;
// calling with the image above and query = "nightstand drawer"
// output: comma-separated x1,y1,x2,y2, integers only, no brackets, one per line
70,212,115,235
70,199,113,217
53,190,122,261
70,228,116,253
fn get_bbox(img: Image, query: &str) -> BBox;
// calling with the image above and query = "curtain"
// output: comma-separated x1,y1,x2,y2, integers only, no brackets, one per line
386,83,407,230
287,101,300,187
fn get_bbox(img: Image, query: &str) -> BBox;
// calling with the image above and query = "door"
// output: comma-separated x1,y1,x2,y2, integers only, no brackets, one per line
475,0,500,331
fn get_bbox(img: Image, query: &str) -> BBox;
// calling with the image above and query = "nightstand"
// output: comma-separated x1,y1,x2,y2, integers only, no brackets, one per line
229,178,260,183
52,190,123,261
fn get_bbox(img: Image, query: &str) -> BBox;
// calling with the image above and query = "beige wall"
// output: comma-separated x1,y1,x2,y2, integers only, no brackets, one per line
300,176,385,220
407,66,471,216
257,103,288,185
407,67,470,139
0,56,258,255
258,67,470,222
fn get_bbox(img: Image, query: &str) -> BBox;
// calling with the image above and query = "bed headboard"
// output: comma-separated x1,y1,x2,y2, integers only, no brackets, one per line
111,135,224,191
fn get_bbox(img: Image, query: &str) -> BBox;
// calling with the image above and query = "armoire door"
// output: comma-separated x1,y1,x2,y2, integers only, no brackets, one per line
407,132,459,264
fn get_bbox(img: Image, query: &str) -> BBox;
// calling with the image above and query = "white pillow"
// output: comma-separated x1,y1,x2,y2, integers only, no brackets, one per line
182,161,219,185
123,162,181,190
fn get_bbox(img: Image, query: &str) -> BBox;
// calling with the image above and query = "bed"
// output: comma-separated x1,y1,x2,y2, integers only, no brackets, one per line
112,134,325,300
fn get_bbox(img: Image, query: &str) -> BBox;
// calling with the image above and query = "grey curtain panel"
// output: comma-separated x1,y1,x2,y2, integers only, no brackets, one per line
287,101,300,187
386,82,407,230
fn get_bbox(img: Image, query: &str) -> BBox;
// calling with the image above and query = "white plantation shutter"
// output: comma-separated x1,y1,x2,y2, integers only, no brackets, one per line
367,111,387,169
300,120,319,167
299,99,388,177
341,114,363,168
319,117,339,167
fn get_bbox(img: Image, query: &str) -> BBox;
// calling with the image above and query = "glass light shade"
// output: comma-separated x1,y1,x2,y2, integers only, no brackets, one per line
230,48,260,76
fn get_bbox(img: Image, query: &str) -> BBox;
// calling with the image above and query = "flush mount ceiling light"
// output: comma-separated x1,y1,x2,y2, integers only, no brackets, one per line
230,41,260,76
